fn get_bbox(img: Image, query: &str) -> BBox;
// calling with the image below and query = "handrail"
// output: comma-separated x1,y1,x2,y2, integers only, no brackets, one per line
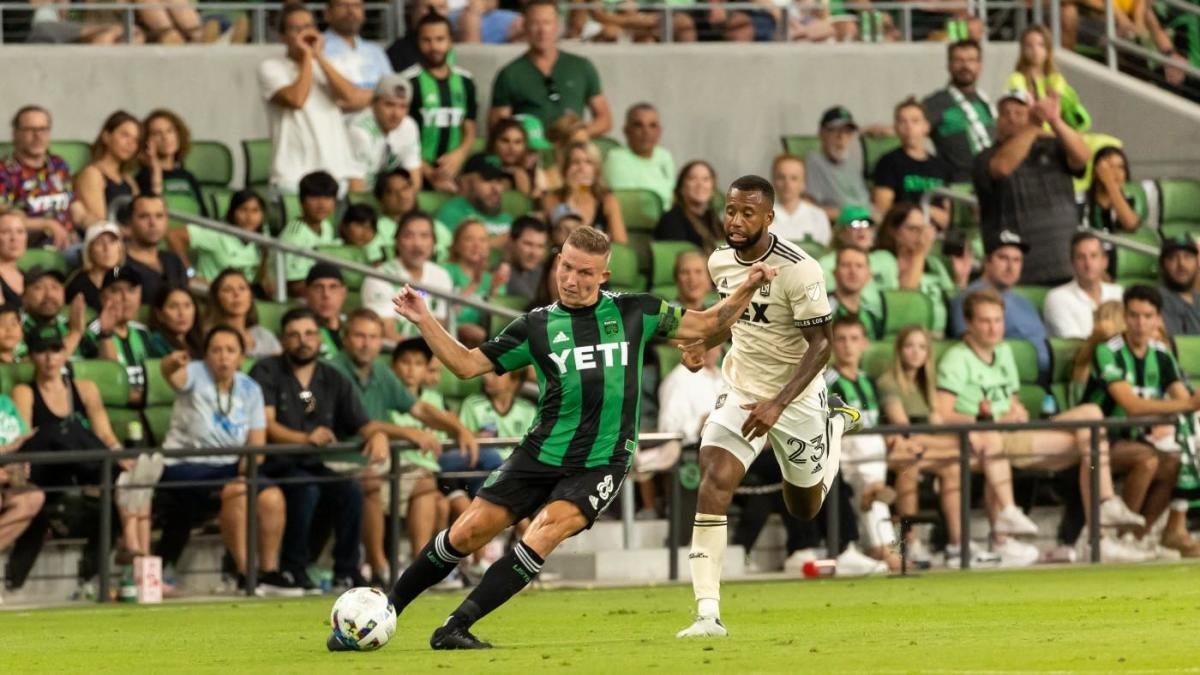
167,209,522,319
1103,0,1200,89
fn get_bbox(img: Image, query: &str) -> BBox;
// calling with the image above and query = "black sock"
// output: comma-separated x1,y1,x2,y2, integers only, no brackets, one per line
448,541,544,628
388,530,465,612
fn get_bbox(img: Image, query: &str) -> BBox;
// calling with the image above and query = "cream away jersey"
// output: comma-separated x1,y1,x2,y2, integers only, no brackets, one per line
709,235,833,402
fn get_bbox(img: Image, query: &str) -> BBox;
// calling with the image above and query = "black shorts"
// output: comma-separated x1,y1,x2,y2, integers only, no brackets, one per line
477,450,628,532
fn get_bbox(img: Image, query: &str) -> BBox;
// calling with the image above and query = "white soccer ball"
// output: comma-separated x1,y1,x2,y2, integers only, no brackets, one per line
330,587,397,651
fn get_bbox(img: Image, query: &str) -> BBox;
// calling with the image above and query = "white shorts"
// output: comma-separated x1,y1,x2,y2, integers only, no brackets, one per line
840,434,887,493
700,384,833,488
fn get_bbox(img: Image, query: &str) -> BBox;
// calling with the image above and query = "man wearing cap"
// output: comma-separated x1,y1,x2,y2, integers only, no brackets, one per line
949,231,1050,380
1043,231,1124,339
974,88,1089,287
1158,235,1200,337
922,39,995,183
122,194,188,307
321,0,393,91
305,263,349,360
819,207,898,301
602,103,675,209
433,154,515,240
82,266,153,406
805,106,870,222
19,265,85,360
399,12,479,194
348,74,424,191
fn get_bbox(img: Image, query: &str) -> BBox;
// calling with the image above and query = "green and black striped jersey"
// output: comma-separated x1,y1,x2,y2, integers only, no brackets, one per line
479,291,685,469
1083,335,1184,440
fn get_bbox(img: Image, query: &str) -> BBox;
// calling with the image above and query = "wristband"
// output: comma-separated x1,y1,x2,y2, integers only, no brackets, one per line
96,330,114,339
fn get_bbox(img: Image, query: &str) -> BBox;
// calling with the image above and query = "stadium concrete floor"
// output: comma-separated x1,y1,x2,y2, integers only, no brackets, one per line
2,563,1197,673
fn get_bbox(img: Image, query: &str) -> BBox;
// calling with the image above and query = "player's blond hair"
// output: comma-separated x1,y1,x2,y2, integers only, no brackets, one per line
564,225,611,258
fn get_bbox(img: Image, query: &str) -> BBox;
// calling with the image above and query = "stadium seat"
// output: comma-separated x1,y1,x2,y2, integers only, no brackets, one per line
143,406,173,445
1159,178,1200,224
437,366,481,403
1012,285,1049,315
613,189,663,232
1116,275,1157,290
881,290,933,336
592,136,620,160
1005,339,1040,385
489,294,530,337
281,193,302,225
795,239,828,259
0,142,10,158
255,301,294,335
184,141,235,187
142,358,175,407
347,191,379,210
1049,337,1084,385
861,134,901,177
316,245,367,290
655,343,683,378
501,190,533,219
241,138,273,188
1018,384,1049,419
72,360,130,406
163,191,203,228
1114,227,1162,279
0,362,34,394
780,134,819,159
626,231,653,279
650,241,699,297
417,191,452,215
862,339,896,380
48,140,91,175
609,243,647,293
202,185,236,221
1160,222,1200,242
18,248,68,274
1175,335,1200,380
1123,181,1150,223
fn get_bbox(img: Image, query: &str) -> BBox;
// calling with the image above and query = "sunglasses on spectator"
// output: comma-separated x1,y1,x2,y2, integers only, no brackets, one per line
545,77,561,104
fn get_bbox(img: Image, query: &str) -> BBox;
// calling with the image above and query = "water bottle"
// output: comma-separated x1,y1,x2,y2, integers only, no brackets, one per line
801,559,837,578
125,420,145,449
1041,393,1059,418
119,566,138,603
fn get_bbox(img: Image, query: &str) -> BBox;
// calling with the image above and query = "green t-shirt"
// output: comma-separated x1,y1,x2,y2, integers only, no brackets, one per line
278,219,336,282
442,262,492,327
828,369,880,428
328,352,416,423
391,386,447,438
831,296,885,340
490,51,603,130
188,224,261,282
820,248,898,320
374,215,452,263
602,146,676,209
458,392,537,460
0,394,29,445
1083,335,1183,440
434,196,514,238
936,341,1020,419
81,320,152,398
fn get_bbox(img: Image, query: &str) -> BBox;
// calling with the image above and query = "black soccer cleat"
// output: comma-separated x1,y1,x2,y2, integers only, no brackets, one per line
430,622,493,650
327,631,354,652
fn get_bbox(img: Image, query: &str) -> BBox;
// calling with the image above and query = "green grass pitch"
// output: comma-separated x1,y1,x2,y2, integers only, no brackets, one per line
3,564,1198,673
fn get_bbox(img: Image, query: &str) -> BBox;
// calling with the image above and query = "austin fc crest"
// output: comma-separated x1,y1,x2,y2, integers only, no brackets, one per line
603,319,619,336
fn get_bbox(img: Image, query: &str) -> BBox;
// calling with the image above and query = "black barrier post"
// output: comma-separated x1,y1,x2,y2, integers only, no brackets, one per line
668,464,681,581
1088,424,1102,564
98,454,113,604
825,477,840,557
958,429,971,571
245,456,259,596
388,447,402,588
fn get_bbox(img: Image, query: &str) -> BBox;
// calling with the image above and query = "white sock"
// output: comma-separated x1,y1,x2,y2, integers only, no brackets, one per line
821,416,846,496
1171,499,1189,513
689,513,727,619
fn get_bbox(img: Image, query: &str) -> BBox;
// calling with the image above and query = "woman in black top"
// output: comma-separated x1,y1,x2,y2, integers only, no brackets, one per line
654,160,723,254
1083,146,1140,278
147,285,204,358
65,222,124,311
0,211,28,306
73,111,140,228
135,109,207,216
543,142,627,243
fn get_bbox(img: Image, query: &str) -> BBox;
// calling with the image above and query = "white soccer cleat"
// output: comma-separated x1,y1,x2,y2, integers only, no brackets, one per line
992,537,1040,568
834,543,888,577
993,505,1040,537
676,615,728,638
1099,497,1146,528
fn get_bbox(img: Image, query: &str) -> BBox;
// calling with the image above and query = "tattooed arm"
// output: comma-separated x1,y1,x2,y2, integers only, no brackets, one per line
673,262,775,341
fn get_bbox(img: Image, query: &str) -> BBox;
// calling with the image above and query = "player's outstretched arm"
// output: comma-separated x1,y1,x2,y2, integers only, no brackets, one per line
673,262,776,341
393,285,494,379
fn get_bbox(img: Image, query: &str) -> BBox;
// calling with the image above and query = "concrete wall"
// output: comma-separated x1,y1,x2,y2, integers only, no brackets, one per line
1,42,1195,187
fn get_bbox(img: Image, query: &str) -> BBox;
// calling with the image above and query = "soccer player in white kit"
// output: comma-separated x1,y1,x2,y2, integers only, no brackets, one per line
677,175,860,638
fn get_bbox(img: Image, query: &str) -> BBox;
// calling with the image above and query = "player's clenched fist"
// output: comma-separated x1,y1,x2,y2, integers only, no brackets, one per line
746,262,777,289
393,285,430,323
678,340,707,373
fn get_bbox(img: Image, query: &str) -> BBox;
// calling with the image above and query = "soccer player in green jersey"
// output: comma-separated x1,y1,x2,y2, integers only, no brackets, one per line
332,226,775,651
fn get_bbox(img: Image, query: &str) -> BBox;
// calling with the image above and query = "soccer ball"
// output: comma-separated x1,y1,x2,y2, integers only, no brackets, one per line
330,587,397,651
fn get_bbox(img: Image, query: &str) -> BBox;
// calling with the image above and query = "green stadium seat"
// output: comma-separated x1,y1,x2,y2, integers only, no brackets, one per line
613,190,663,233
1114,227,1162,279
48,140,92,175
1018,384,1049,420
501,190,533,219
655,343,683,378
417,191,453,216
142,358,176,407
1123,181,1149,223
0,142,11,159
1049,337,1084,385
184,141,235,187
1159,178,1200,224
609,243,647,293
255,301,294,335
794,239,828,260
242,138,273,188
163,191,203,228
437,366,481,402
316,245,367,290
488,294,529,337
202,185,236,221
18,248,68,275
780,134,819,159
1160,223,1200,242
0,362,34,394
592,136,620,160
862,339,896,380
72,360,130,406
650,241,699,297
1175,335,1200,380
1115,275,1157,290
1012,285,1050,315
144,406,173,445
347,191,379,210
862,134,901,177
1050,382,1074,412
1005,339,1039,385
106,408,140,444
626,231,653,278
281,193,302,225
882,290,933,336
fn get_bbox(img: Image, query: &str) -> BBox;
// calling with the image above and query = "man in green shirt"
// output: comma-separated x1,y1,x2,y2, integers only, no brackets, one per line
818,206,898,303
329,308,480,584
82,267,153,408
1080,285,1200,556
602,103,675,208
434,154,515,241
936,288,1145,559
279,170,338,297
487,0,612,137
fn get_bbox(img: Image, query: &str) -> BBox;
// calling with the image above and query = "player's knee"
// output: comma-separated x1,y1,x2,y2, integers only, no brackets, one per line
783,485,824,520
528,503,587,546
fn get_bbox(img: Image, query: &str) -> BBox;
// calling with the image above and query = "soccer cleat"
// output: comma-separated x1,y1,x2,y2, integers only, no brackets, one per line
993,505,1040,537
257,571,305,598
1099,497,1146,528
326,631,355,652
676,615,728,638
430,622,493,650
827,393,862,433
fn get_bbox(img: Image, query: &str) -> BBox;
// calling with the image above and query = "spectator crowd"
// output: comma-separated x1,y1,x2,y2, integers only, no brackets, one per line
1,0,1200,599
